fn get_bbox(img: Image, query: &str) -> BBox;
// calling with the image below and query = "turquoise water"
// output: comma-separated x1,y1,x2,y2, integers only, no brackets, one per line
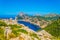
18,21,41,31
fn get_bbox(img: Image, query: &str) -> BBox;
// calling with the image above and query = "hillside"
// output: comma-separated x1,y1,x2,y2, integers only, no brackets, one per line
0,20,41,40
44,18,60,39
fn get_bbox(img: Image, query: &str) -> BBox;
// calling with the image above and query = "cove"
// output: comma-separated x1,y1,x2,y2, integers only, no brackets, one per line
18,21,41,31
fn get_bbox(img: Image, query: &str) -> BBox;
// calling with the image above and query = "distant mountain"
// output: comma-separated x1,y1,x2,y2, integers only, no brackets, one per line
44,14,60,20
17,13,60,21
16,12,31,20
17,12,45,21
45,14,58,17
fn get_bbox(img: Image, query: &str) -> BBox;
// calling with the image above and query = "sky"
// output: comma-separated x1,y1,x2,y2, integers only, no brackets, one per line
0,0,60,17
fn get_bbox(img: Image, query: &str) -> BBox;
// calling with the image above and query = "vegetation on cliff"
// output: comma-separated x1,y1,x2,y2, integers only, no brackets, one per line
44,18,60,39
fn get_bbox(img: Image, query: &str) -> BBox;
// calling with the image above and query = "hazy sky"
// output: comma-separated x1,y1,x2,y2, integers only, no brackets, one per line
0,0,60,17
